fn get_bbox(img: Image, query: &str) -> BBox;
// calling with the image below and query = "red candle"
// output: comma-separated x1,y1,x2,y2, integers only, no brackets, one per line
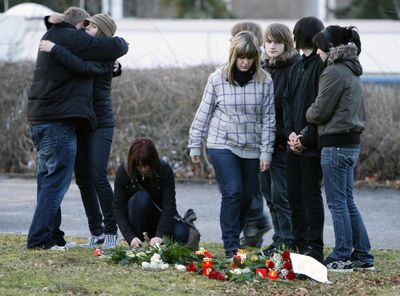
268,270,278,280
202,257,212,276
256,268,267,278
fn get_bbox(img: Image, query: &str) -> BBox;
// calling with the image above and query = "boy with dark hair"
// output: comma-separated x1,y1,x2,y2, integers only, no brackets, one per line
283,16,325,262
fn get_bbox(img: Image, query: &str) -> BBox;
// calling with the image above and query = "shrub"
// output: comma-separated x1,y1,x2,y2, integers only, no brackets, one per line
0,61,399,180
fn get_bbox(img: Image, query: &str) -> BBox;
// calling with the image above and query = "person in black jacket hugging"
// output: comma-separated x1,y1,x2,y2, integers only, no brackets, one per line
27,7,128,250
39,14,123,250
283,16,326,262
113,138,189,249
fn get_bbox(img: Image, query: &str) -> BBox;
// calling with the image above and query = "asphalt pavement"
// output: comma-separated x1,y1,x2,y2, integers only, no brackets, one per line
0,175,399,249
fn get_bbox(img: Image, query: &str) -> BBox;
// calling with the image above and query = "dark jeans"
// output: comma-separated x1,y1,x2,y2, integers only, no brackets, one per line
286,152,324,258
127,191,189,243
208,149,260,255
75,127,117,236
27,122,76,249
259,148,294,247
321,147,374,264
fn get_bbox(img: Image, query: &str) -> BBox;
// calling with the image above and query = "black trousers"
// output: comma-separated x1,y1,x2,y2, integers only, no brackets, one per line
286,152,324,257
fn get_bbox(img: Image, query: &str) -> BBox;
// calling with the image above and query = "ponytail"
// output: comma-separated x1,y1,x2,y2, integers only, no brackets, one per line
345,26,361,55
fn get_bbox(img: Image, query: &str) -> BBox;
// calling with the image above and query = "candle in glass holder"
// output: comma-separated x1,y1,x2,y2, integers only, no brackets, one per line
256,268,267,278
268,270,278,280
202,257,213,276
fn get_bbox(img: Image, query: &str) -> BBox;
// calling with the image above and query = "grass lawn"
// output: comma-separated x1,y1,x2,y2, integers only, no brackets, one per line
0,234,399,296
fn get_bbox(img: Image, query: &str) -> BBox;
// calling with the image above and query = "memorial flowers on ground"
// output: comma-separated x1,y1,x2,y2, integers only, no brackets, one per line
102,238,298,283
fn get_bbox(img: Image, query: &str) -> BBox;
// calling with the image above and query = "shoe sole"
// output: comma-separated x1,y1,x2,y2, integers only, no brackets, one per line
354,266,375,271
328,268,354,273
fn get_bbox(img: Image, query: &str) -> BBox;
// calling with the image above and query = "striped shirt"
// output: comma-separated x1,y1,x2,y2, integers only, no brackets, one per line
188,66,276,161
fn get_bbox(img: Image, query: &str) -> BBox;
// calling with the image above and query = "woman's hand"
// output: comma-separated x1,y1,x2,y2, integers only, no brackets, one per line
113,61,120,72
149,237,163,247
191,156,200,166
49,13,65,24
39,40,55,53
287,132,303,152
130,237,143,249
260,160,270,172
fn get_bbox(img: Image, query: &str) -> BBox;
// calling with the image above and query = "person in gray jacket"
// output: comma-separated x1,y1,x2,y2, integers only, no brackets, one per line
306,25,374,272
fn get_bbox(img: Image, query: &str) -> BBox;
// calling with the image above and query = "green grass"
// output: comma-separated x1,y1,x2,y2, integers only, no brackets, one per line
0,234,399,296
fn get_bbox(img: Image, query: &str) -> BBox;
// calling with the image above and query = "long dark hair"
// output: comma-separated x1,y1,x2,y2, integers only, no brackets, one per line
313,25,361,55
127,138,160,181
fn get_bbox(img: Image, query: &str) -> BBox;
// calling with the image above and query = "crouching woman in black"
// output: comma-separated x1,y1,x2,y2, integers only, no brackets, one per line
113,138,189,248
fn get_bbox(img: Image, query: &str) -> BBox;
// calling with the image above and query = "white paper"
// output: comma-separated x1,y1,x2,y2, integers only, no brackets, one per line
290,253,331,284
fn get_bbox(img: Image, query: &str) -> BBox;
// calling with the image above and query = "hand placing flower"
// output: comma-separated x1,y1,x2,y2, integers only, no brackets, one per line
150,236,163,247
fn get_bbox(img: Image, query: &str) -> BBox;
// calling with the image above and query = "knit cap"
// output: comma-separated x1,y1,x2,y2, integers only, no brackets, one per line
85,14,116,37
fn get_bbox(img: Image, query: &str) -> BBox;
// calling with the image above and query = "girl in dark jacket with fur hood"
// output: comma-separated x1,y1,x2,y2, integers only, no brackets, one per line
307,25,374,272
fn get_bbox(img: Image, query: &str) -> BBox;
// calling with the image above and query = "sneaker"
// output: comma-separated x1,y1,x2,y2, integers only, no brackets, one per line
324,257,353,272
102,234,118,249
242,223,271,247
63,241,78,249
80,234,105,248
49,245,68,251
262,244,275,257
303,245,324,263
352,260,375,271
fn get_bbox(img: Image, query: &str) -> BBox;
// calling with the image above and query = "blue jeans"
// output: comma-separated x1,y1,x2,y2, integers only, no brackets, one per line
75,127,117,236
27,122,76,249
128,191,189,243
321,147,374,264
208,149,260,255
259,148,294,246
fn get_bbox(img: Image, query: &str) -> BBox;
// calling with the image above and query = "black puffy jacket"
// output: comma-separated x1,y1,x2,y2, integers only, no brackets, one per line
48,44,122,128
28,20,128,128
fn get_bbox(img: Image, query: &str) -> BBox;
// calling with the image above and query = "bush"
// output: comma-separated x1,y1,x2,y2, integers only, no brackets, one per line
0,61,399,180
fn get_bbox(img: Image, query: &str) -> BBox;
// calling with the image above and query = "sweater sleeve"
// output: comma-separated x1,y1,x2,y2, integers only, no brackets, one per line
50,44,113,76
259,76,276,161
306,67,344,125
112,165,137,245
283,70,295,139
188,74,217,156
156,164,177,238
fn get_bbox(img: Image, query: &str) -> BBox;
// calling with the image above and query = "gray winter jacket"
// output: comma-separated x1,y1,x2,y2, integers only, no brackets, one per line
306,43,365,146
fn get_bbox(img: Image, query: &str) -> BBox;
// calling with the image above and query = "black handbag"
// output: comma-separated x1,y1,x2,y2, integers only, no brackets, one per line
152,202,201,251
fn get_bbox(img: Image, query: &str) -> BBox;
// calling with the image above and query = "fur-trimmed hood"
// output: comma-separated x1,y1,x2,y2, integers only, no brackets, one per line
327,43,362,76
264,48,300,67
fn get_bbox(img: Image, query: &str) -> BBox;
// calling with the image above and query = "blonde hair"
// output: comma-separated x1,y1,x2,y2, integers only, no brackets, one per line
231,21,263,48
264,23,294,53
63,7,90,27
226,31,266,85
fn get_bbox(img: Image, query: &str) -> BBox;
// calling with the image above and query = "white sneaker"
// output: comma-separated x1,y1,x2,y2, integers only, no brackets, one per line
102,234,118,249
64,241,78,249
80,234,105,248
49,245,68,251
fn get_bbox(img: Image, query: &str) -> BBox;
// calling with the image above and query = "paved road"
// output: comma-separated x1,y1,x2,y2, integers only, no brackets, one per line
1,175,399,249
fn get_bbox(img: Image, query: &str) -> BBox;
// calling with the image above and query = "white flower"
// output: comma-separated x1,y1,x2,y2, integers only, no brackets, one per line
241,268,251,274
150,253,162,263
126,250,136,258
175,264,186,272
